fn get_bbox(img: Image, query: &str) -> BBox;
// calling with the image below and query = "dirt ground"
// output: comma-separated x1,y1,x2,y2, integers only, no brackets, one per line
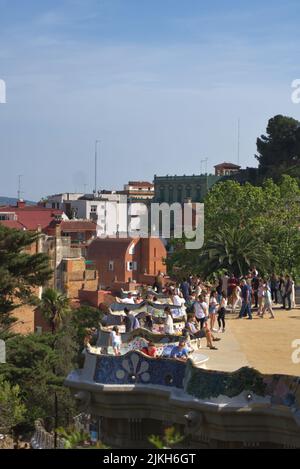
228,306,300,376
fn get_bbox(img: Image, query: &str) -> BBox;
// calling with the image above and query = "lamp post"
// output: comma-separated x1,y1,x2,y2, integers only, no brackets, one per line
94,140,100,194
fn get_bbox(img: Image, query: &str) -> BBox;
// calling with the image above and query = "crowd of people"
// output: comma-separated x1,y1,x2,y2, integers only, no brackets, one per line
106,267,296,359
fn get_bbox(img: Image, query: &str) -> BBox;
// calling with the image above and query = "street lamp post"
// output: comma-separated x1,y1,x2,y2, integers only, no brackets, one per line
94,140,100,194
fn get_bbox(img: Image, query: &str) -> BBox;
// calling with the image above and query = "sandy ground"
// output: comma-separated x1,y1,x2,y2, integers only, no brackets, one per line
193,306,300,376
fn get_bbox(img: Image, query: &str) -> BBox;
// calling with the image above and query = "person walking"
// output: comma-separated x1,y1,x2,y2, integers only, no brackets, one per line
209,290,219,332
270,273,279,304
239,279,252,319
282,275,293,310
109,326,122,355
217,292,227,332
261,284,275,319
256,279,265,316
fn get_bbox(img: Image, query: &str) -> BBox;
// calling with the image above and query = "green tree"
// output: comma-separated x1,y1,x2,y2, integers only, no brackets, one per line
256,115,300,182
40,288,70,334
70,305,104,350
0,376,26,434
167,176,300,279
198,225,272,277
0,326,77,432
0,225,52,330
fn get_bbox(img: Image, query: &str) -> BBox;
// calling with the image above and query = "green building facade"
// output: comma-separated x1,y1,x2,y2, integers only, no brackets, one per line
154,174,221,204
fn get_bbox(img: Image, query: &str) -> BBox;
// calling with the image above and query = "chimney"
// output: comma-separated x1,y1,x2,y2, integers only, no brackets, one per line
17,199,26,209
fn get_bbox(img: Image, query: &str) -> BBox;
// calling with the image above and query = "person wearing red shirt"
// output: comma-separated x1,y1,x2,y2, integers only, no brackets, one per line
141,341,158,357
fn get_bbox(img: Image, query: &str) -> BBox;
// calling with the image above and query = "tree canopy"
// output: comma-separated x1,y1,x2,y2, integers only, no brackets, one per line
256,115,300,183
0,225,52,330
167,176,300,279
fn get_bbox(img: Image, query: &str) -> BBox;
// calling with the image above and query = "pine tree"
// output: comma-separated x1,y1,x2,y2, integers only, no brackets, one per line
0,225,52,331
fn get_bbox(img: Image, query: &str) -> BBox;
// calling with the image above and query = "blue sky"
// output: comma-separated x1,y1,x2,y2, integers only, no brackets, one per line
1,0,300,200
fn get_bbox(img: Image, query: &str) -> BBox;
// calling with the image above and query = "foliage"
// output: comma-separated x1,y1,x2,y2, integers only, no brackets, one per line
0,376,26,434
57,427,109,449
0,225,52,329
70,305,104,350
198,225,272,278
0,324,77,432
39,288,70,334
149,426,185,449
256,114,300,183
167,176,300,278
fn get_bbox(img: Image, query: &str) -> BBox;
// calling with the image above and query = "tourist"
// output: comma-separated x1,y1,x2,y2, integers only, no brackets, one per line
228,274,237,302
217,292,227,333
251,274,260,309
270,273,279,304
110,326,122,356
170,340,190,361
239,279,252,319
164,306,174,335
194,279,202,298
261,284,275,319
221,273,229,299
180,278,191,302
121,292,135,304
209,290,219,332
153,271,163,293
185,313,219,350
279,274,285,304
282,275,293,310
141,340,158,358
193,294,208,329
232,283,242,314
171,291,186,319
144,314,153,331
257,279,265,315
123,307,140,333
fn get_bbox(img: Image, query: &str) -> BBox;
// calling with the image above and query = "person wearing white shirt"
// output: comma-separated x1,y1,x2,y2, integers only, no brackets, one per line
171,293,186,319
164,306,174,335
193,295,208,329
121,293,135,304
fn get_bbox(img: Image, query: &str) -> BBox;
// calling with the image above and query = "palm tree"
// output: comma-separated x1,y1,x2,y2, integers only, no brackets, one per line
199,226,272,277
40,288,70,334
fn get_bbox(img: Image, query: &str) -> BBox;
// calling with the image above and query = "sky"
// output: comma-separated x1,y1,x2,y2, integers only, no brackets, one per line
1,0,300,200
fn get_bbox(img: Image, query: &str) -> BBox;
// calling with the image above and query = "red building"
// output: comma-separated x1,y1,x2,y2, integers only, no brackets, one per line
87,237,166,290
214,162,241,177
0,200,64,233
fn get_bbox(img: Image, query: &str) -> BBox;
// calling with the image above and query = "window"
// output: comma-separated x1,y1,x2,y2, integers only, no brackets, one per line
90,205,97,212
108,261,114,271
52,202,55,209
127,261,137,271
159,187,165,202
177,187,182,202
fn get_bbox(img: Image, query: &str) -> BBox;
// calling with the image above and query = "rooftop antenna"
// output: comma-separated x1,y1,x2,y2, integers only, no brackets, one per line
94,140,100,194
237,118,240,166
17,174,24,200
